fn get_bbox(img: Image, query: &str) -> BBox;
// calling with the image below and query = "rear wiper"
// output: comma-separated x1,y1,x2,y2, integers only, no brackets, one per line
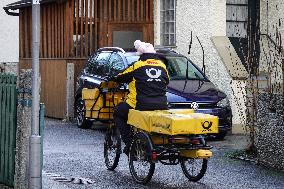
182,60,189,92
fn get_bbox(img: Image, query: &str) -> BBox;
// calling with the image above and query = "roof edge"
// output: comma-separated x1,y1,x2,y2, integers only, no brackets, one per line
3,0,64,16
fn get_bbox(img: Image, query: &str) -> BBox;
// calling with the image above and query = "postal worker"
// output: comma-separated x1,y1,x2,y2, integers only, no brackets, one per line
112,40,169,154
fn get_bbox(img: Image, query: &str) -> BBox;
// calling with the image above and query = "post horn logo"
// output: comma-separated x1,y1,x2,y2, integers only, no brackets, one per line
202,121,213,131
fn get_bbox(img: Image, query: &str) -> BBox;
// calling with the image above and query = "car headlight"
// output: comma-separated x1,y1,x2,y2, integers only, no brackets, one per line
217,98,230,108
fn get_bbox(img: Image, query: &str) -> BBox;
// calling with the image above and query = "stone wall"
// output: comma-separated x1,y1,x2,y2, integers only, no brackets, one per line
14,70,33,189
255,93,284,170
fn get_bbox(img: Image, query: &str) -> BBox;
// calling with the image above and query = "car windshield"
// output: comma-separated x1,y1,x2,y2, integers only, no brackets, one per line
166,56,205,80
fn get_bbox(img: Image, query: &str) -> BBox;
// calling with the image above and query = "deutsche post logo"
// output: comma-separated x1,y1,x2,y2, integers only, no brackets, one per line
202,121,213,132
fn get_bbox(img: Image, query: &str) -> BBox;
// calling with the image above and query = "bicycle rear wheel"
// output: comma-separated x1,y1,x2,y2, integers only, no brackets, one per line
104,126,121,170
129,132,155,185
180,158,208,182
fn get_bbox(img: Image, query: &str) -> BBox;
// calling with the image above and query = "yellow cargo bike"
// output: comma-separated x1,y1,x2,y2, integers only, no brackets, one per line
81,81,219,184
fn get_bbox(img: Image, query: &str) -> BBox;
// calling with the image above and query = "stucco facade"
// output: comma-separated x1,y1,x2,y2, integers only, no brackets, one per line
154,0,246,131
0,0,19,63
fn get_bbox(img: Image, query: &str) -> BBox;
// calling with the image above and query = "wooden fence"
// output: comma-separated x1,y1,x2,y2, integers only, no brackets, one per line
19,58,86,118
0,73,17,187
19,0,154,59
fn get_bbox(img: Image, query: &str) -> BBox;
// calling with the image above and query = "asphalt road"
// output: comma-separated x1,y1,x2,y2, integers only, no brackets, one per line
42,119,284,189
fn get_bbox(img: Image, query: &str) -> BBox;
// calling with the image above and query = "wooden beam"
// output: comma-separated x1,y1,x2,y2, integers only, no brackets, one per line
75,0,79,57
80,0,84,57
137,0,139,21
51,4,55,58
47,6,52,58
127,0,130,22
140,0,143,20
114,0,117,21
95,0,98,50
118,0,121,21
146,0,149,22
149,0,153,21
122,0,126,21
131,0,134,22
61,3,64,57
40,7,43,58
108,0,112,21
43,6,47,58
70,0,75,57
90,0,93,54
85,0,89,57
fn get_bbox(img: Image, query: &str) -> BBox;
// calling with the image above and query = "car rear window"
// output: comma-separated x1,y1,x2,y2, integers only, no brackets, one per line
126,56,139,65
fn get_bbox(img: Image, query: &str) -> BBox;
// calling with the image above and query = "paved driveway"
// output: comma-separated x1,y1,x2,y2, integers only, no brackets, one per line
43,119,284,189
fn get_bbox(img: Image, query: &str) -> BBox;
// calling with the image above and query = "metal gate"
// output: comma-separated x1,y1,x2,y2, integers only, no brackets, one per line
0,73,17,187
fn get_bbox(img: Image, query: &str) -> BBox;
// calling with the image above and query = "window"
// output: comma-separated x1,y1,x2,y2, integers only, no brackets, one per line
160,0,176,46
166,56,205,80
87,52,112,76
109,53,125,75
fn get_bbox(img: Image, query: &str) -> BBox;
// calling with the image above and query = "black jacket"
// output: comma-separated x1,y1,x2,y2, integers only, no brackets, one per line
115,53,169,110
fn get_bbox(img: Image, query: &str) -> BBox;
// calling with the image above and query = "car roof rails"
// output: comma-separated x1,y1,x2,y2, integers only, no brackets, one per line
97,47,126,53
154,46,178,54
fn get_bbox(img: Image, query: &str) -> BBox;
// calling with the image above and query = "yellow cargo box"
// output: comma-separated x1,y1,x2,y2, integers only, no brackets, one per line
82,88,126,119
127,109,218,135
82,88,100,100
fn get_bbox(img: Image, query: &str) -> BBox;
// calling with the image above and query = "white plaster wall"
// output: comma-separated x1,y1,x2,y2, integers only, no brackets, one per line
0,0,19,63
153,0,161,46
175,0,236,119
154,0,247,128
176,0,232,102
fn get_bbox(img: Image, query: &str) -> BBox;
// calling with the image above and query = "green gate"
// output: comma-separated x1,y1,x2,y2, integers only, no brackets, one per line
0,73,17,187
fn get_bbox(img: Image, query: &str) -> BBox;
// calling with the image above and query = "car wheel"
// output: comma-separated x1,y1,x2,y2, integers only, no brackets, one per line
75,97,93,129
214,131,227,140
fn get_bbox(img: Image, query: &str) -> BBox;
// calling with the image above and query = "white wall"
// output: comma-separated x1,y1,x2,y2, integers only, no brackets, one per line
175,0,233,117
0,0,19,63
154,0,249,129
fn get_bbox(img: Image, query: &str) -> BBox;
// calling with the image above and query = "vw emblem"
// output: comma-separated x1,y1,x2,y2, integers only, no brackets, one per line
191,102,199,110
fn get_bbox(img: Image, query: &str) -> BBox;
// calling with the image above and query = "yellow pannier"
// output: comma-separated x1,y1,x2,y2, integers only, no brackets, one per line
82,88,126,119
127,109,218,135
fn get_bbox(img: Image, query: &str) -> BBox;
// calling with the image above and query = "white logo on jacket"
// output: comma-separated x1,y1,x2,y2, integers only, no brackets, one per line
146,68,162,81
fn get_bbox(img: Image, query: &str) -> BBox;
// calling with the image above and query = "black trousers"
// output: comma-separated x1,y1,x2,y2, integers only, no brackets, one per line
113,102,133,145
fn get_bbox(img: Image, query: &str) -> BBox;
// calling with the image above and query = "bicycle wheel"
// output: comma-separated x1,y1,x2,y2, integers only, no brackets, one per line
129,132,155,185
104,126,121,170
180,158,208,182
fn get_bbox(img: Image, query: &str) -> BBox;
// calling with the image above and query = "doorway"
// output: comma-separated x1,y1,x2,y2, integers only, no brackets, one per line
108,24,151,49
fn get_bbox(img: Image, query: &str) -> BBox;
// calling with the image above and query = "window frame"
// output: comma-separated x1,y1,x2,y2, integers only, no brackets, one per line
160,0,177,47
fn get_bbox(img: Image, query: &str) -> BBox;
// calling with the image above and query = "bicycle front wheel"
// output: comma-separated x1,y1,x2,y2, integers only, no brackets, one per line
104,126,121,170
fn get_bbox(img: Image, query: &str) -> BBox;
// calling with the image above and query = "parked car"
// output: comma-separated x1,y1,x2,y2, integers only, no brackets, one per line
75,47,232,139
